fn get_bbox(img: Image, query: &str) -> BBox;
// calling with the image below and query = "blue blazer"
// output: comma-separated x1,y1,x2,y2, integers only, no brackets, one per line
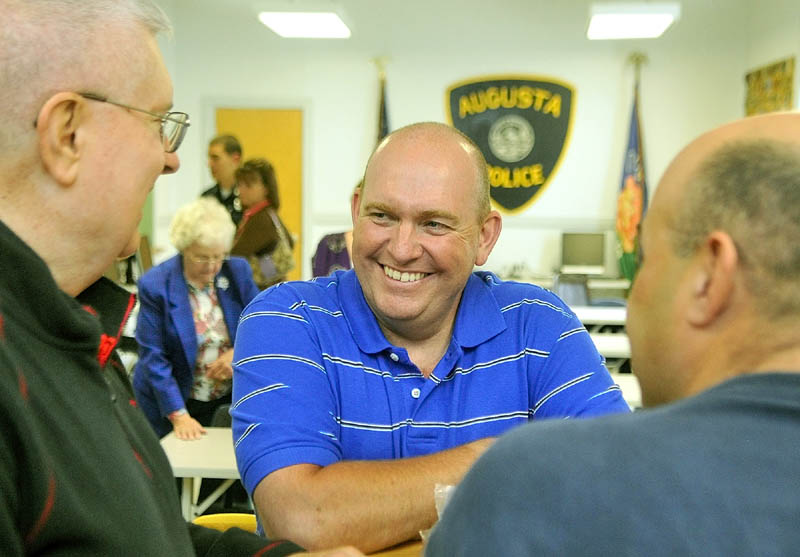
133,254,259,437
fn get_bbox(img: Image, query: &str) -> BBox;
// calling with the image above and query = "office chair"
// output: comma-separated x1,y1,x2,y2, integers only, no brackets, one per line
552,273,590,307
211,403,232,427
192,512,257,533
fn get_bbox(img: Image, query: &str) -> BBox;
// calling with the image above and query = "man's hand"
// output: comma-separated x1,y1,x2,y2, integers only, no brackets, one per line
171,413,207,440
206,349,234,381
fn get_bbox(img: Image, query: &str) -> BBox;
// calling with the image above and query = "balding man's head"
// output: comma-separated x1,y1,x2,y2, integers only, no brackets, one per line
627,112,800,407
663,113,800,316
351,121,502,345
363,122,492,223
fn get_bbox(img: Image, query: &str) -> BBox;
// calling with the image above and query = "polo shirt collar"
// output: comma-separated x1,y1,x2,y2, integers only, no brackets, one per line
338,270,506,355
452,272,506,347
339,270,392,355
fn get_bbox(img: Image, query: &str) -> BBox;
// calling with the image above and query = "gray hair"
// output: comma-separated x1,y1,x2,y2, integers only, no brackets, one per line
169,198,236,253
672,138,800,316
0,0,172,154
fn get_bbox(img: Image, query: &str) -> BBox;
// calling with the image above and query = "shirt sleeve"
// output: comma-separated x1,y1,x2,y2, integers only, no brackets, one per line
230,257,260,305
188,523,303,557
231,286,342,495
527,306,630,419
134,278,186,416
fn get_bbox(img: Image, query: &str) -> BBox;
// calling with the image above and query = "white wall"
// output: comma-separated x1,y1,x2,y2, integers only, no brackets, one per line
149,0,797,277
744,0,800,103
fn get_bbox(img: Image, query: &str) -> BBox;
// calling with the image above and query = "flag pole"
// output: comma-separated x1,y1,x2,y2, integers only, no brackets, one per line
627,52,648,214
615,52,650,283
371,56,390,145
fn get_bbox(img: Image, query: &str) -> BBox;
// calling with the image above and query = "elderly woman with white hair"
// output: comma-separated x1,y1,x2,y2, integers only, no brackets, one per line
133,198,259,439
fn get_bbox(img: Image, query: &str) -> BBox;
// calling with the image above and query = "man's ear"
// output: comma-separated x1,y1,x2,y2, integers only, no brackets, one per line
474,210,502,266
36,92,86,187
350,187,362,226
686,230,738,327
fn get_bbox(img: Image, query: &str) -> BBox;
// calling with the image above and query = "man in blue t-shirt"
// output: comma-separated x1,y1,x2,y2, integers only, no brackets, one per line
232,122,630,553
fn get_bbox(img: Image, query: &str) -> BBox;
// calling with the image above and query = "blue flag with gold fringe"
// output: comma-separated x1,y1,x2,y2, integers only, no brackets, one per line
615,82,648,281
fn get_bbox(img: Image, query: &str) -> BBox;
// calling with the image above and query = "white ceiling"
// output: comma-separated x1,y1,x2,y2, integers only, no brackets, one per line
177,0,752,54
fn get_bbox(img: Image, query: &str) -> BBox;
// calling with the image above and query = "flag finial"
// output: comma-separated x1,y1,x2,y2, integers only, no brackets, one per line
371,56,389,80
628,52,648,85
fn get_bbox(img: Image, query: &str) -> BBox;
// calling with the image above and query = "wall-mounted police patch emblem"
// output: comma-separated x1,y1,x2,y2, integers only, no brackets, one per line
446,75,575,213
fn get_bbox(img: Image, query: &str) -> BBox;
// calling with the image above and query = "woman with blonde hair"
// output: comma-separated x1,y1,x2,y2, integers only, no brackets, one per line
133,198,259,439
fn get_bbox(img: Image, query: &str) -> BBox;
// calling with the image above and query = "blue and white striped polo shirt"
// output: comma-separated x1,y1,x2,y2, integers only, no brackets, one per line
231,270,629,494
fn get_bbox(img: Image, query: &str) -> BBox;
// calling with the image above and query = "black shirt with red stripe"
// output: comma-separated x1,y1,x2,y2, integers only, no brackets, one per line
0,220,301,556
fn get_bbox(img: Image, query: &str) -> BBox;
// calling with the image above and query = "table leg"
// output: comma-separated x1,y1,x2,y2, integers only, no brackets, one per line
181,477,193,520
193,479,235,517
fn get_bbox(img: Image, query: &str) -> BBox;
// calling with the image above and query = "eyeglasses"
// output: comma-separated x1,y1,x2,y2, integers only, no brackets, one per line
79,92,190,153
185,254,230,265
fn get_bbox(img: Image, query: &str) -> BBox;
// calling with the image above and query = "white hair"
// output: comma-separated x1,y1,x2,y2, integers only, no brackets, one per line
169,198,236,253
0,0,172,155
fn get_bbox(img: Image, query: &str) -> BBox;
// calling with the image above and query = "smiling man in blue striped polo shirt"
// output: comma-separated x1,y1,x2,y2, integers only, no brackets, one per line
232,122,630,553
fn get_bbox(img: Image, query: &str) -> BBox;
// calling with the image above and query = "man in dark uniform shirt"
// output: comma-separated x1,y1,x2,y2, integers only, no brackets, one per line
203,134,244,225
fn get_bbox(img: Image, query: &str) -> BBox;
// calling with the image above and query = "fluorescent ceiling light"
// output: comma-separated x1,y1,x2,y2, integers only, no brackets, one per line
587,2,681,40
258,11,351,38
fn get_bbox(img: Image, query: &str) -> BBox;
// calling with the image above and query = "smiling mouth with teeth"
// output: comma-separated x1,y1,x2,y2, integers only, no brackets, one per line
383,265,428,283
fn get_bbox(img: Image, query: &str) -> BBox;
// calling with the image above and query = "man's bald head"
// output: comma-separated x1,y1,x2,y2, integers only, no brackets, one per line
661,112,800,316
363,122,491,223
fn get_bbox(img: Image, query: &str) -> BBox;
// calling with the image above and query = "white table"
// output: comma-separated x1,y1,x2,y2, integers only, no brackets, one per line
160,427,240,520
589,332,631,359
572,305,627,328
512,275,630,294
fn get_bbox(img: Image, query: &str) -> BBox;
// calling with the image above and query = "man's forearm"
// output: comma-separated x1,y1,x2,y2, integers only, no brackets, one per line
254,437,495,553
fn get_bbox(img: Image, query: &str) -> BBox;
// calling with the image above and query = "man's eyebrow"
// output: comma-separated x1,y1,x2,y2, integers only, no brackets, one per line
361,203,459,223
362,201,393,213
417,209,459,223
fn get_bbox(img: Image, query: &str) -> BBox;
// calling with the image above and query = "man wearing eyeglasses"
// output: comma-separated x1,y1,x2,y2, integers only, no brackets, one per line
0,1,361,556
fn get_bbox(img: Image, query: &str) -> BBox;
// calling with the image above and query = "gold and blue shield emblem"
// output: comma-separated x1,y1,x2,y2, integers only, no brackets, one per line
446,75,575,213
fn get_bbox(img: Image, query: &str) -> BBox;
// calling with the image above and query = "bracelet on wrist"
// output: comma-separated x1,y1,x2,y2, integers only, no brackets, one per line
168,408,187,420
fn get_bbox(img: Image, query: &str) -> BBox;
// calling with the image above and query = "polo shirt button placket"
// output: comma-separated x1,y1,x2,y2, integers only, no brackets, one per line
389,352,400,362
411,387,421,399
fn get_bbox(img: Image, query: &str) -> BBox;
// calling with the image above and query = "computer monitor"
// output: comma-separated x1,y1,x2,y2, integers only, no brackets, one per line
560,232,608,276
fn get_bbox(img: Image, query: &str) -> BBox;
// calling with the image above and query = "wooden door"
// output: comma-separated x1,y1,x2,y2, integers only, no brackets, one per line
215,108,303,281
